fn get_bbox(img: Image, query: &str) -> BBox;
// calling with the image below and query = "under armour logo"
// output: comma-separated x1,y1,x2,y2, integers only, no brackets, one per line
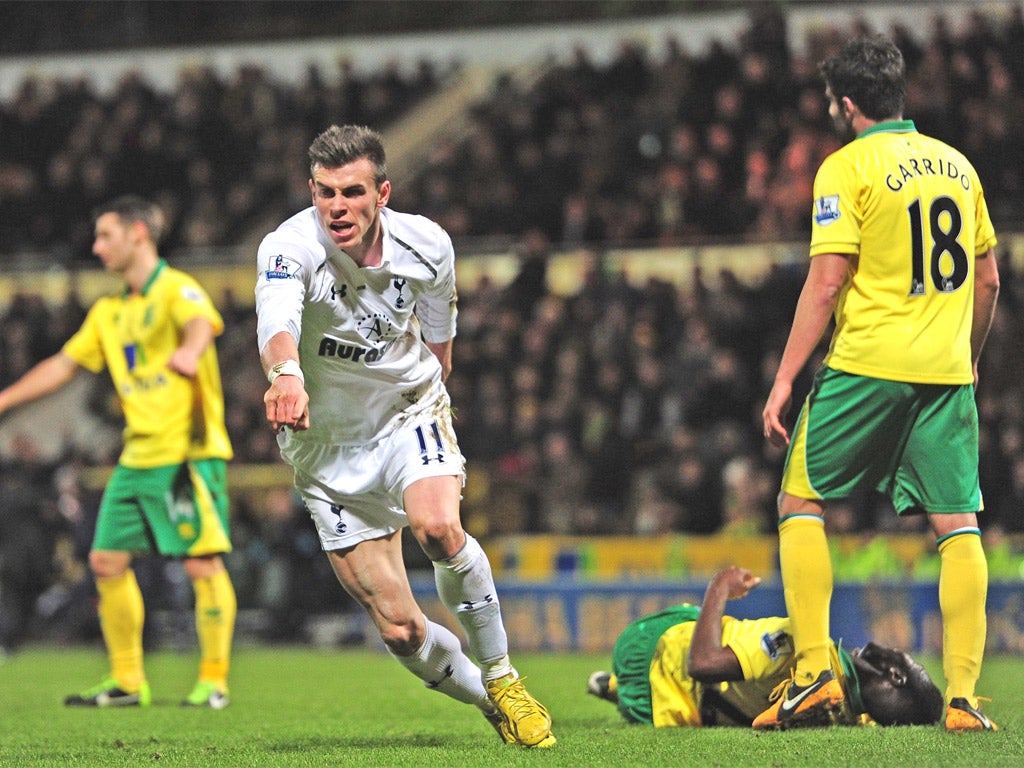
415,422,446,465
426,664,454,689
460,594,495,611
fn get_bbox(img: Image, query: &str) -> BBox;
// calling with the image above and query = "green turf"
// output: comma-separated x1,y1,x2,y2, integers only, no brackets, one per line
0,645,1020,767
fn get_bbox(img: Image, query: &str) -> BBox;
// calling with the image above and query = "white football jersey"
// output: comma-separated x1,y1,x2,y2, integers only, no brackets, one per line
255,206,458,445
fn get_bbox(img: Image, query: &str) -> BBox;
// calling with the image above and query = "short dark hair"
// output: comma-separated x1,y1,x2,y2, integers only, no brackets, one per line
308,124,388,185
862,660,944,726
93,195,166,243
819,34,905,121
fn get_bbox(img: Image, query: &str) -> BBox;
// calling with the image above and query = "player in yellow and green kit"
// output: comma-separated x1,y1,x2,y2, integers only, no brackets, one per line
756,35,1000,732
0,196,236,709
586,567,942,728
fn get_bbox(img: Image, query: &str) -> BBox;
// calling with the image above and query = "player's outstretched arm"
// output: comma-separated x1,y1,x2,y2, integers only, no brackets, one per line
763,253,848,447
261,331,310,432
971,246,999,385
687,566,762,682
169,317,215,378
0,352,80,418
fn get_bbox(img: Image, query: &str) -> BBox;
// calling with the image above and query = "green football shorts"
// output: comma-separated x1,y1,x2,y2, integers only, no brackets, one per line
782,367,982,514
612,604,701,724
92,458,232,556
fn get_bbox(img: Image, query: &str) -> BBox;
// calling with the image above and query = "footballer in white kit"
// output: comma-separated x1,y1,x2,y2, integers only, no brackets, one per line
254,124,554,748
256,206,463,549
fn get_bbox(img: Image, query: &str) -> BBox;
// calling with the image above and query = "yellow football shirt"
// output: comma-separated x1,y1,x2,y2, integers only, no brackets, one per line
648,616,860,727
810,120,997,384
649,615,795,727
63,260,233,468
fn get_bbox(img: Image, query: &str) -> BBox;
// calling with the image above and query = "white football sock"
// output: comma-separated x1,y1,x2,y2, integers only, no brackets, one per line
389,617,489,707
433,534,513,679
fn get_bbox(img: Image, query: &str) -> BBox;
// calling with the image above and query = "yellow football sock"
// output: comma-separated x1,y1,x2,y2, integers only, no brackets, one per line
938,530,987,705
96,569,145,692
193,568,236,688
778,514,832,685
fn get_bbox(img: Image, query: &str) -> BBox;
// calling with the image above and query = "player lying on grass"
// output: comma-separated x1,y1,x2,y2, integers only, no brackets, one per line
587,566,942,728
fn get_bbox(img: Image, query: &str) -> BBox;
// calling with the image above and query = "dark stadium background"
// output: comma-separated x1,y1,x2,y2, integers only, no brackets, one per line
0,0,1022,654
0,1,733,54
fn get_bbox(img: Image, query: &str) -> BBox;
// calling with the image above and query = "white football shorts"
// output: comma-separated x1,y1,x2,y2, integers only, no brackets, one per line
285,393,467,551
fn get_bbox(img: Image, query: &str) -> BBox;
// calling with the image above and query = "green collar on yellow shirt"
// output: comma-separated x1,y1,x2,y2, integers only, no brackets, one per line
122,258,167,298
857,119,916,139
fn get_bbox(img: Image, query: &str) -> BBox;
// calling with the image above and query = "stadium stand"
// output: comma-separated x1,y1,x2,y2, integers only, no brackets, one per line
1,2,1023,649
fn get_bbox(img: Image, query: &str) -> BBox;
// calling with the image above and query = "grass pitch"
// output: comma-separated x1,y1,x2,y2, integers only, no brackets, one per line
1,645,1021,767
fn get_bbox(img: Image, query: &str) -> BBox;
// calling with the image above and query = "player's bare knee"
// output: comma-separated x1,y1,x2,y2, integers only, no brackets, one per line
182,554,224,580
89,550,131,578
379,618,425,656
411,520,465,560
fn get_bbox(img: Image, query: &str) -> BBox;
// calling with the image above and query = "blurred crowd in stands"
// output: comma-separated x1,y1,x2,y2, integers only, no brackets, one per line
447,246,1024,541
3,5,1023,261
405,3,1024,247
2,3,1024,651
0,54,445,261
